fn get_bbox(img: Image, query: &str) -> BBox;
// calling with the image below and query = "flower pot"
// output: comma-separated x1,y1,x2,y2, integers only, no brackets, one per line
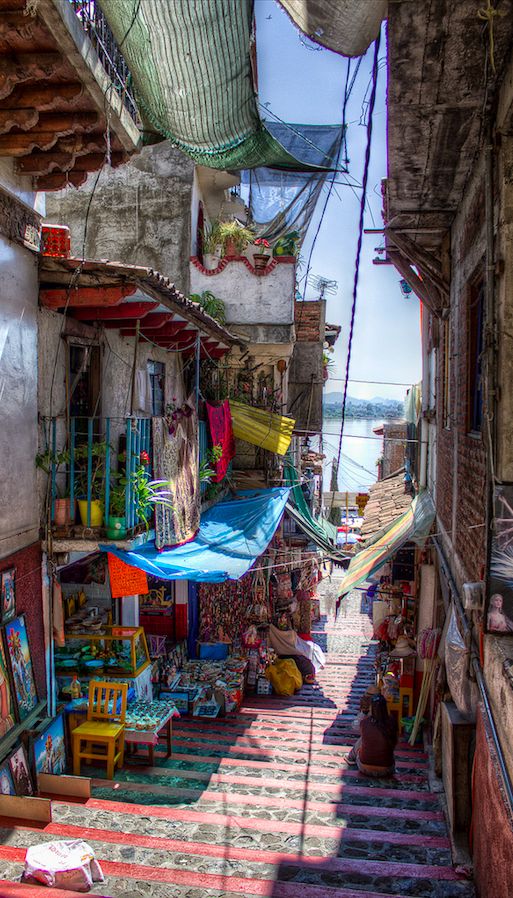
203,253,219,271
253,252,270,271
78,499,103,528
224,237,237,257
54,498,75,526
106,515,127,540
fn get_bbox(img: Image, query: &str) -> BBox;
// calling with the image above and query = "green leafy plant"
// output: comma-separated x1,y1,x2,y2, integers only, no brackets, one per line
130,465,175,527
36,448,70,498
202,220,222,255
218,220,254,254
108,481,127,518
190,290,226,325
199,444,223,484
74,441,109,500
273,231,299,257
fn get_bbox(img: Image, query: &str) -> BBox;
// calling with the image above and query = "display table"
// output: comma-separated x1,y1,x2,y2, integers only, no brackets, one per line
66,699,179,767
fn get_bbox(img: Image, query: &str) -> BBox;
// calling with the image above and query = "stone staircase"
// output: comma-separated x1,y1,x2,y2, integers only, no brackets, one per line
0,582,475,898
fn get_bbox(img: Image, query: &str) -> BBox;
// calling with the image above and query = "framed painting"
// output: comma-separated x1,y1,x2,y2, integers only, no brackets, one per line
33,714,66,776
4,616,38,721
488,486,513,633
8,745,33,796
1,569,15,625
0,638,15,736
0,761,15,795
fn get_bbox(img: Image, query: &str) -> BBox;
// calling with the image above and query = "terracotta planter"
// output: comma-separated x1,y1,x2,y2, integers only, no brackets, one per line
78,499,103,528
54,498,75,526
224,237,237,257
253,252,270,271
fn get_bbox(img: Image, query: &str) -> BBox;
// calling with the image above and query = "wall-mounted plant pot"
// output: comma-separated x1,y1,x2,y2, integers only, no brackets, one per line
78,499,103,528
224,238,237,257
106,515,127,540
203,253,219,271
54,498,75,526
253,253,271,271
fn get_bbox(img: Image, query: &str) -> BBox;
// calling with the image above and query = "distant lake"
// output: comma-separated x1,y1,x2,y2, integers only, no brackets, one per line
321,417,399,494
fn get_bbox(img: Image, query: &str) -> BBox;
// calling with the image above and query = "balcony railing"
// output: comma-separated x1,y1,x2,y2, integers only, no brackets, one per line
69,0,139,123
40,417,212,536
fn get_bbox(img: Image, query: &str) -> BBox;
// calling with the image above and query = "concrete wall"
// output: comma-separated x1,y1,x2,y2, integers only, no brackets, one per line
190,259,295,329
45,141,195,293
0,163,42,559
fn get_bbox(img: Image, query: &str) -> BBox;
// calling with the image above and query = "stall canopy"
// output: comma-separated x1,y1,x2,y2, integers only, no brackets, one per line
101,488,290,583
337,491,435,600
230,402,295,455
283,461,348,560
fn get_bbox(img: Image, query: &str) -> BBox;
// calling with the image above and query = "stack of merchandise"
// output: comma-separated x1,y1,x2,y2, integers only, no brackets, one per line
167,657,248,716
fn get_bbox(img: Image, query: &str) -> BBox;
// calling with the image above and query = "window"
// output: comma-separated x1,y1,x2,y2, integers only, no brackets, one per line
68,342,101,419
147,360,165,416
468,281,485,433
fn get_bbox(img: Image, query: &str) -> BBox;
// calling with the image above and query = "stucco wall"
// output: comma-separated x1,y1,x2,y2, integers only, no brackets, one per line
0,235,40,558
45,141,195,294
472,705,513,898
190,259,295,328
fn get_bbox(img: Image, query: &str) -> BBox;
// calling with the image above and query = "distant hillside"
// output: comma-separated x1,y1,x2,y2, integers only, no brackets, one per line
323,394,404,419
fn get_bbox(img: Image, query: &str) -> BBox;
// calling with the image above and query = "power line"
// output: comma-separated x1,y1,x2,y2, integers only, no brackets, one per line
331,35,381,516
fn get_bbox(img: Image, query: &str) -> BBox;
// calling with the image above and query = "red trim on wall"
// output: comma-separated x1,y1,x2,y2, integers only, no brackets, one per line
190,255,295,277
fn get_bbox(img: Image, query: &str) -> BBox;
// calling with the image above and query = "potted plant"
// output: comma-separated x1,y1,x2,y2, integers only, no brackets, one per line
190,290,227,324
218,220,254,258
74,441,108,527
36,447,74,526
202,220,222,271
106,480,128,540
252,238,271,270
273,231,299,258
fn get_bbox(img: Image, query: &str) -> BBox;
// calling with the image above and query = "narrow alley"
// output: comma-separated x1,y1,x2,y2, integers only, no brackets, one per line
0,575,473,898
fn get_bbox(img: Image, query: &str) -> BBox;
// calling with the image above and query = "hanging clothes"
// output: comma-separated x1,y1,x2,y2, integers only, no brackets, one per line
152,397,200,550
206,400,235,482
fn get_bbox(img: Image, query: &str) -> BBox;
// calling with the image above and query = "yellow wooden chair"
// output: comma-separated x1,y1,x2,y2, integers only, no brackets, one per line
72,680,128,780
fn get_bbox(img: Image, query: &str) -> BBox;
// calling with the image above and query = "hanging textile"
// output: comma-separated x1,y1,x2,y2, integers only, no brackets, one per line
206,400,235,483
199,577,253,643
230,401,295,455
152,397,200,550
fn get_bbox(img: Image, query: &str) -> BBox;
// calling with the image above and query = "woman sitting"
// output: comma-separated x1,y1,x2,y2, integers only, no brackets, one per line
345,695,397,777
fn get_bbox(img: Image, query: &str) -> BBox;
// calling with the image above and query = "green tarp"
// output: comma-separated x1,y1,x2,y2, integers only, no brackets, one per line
284,462,346,559
100,0,331,171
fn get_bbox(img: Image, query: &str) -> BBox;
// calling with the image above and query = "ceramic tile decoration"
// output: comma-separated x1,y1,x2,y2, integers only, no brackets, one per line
0,761,15,795
8,744,33,796
1,569,15,625
33,714,66,776
4,615,38,721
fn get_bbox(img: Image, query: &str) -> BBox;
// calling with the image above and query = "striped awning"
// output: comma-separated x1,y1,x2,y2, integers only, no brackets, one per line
338,491,435,599
230,402,295,456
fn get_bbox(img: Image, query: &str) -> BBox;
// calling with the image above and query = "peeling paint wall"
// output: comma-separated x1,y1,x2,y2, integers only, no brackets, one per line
45,141,195,294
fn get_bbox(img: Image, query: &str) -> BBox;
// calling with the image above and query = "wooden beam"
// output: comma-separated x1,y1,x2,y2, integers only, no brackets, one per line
137,320,188,338
142,329,197,347
72,302,158,321
387,249,444,317
387,230,449,295
118,311,173,330
34,170,88,191
0,111,101,151
40,286,138,309
0,52,62,100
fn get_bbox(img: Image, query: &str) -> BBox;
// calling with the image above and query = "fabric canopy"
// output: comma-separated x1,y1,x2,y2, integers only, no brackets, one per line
278,0,386,57
230,402,295,455
101,488,289,583
100,0,333,171
338,491,436,598
283,461,349,559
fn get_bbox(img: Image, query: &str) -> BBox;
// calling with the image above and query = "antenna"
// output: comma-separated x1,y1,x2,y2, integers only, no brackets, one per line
307,273,338,300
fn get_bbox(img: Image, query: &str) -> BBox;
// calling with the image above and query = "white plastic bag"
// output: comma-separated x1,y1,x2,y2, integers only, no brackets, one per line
444,605,476,715
23,840,104,892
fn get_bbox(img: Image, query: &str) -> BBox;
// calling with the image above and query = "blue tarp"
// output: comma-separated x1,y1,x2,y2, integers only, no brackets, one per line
101,488,290,583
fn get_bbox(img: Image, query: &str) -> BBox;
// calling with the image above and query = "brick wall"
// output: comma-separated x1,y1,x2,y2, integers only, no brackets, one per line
295,300,323,342
382,423,407,478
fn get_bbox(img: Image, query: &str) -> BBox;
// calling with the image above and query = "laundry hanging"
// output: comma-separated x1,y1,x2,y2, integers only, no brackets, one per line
206,400,235,482
152,397,200,549
230,401,295,455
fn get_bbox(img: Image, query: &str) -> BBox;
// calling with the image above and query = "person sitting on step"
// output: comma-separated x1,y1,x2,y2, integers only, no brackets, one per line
345,694,397,777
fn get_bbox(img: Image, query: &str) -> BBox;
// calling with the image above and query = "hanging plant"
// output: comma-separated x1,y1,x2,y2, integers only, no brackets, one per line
190,290,226,325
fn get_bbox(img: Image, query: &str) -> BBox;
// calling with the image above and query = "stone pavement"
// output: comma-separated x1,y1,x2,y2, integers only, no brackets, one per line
0,573,475,898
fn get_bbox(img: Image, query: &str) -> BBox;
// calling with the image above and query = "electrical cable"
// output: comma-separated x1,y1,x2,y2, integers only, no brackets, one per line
330,35,381,516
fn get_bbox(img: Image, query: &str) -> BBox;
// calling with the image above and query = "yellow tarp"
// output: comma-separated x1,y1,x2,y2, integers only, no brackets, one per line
229,401,295,455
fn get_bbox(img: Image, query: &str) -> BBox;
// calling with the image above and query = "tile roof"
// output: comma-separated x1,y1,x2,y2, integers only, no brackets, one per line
360,471,412,544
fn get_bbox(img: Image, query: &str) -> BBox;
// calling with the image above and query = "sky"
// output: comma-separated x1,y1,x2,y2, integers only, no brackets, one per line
255,0,421,402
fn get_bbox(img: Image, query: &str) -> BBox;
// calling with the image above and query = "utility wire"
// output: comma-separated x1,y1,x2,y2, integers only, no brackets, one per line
330,35,381,516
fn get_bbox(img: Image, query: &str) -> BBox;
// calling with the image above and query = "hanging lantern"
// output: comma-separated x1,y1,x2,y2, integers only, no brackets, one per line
399,278,413,297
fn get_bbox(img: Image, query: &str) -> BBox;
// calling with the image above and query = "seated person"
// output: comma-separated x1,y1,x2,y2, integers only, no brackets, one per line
345,695,397,777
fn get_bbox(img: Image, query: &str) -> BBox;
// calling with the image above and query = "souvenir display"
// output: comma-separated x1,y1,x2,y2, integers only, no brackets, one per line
169,657,247,715
199,577,253,644
8,745,33,796
5,615,38,721
33,714,67,776
0,761,15,795
0,638,15,737
54,627,150,678
1,569,16,624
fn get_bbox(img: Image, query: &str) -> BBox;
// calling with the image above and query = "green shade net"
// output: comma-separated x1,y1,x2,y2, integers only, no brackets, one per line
100,0,329,171
283,459,343,557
